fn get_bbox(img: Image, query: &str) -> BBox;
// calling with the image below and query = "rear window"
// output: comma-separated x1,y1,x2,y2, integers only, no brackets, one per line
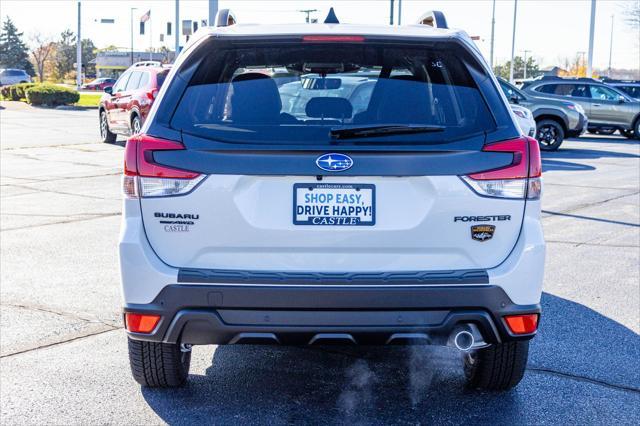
156,70,169,88
170,42,496,145
616,85,640,99
535,83,589,98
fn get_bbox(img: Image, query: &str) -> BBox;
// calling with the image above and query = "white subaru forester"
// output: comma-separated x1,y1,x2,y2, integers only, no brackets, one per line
119,9,545,391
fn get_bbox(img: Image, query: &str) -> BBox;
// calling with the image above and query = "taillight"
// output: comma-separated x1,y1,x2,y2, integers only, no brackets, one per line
302,35,365,42
462,137,542,199
122,134,204,198
146,88,158,100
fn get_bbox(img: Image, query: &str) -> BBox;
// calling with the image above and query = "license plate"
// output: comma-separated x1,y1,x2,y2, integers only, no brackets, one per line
293,183,375,226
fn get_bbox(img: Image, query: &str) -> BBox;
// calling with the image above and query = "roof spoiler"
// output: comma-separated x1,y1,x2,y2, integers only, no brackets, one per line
416,11,448,29
215,9,237,27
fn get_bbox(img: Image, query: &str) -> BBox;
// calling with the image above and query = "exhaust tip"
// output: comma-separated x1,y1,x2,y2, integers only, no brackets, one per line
454,330,475,351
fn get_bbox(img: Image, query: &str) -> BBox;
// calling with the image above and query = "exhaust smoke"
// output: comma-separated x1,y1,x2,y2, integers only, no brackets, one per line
337,359,377,417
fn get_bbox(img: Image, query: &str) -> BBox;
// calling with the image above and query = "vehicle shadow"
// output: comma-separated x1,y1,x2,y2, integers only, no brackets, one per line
541,142,639,173
576,135,639,146
541,159,595,172
543,148,639,161
141,293,640,424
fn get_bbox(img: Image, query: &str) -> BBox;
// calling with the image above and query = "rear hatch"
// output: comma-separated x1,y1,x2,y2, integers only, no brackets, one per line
135,36,529,272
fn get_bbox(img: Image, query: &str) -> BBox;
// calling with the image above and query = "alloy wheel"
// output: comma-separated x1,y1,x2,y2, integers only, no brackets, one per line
537,125,558,146
133,118,141,135
100,113,108,139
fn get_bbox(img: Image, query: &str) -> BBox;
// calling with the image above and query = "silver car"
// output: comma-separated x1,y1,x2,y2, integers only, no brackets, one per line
524,77,640,139
0,68,31,86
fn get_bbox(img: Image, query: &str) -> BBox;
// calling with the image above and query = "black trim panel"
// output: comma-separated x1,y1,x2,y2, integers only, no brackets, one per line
152,148,514,177
178,268,489,285
124,284,541,346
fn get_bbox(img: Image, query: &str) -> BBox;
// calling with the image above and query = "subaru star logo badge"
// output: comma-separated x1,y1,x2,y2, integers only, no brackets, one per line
316,153,353,172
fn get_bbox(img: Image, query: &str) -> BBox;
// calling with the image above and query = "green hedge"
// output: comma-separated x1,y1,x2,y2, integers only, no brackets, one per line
25,84,79,106
0,83,36,101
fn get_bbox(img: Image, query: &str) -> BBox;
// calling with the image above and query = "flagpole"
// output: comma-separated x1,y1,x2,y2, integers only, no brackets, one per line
149,15,152,60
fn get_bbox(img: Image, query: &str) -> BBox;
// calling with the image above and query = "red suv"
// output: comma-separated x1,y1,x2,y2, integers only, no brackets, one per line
99,62,171,143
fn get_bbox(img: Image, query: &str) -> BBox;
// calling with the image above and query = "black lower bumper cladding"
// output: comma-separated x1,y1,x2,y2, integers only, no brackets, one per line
125,284,540,346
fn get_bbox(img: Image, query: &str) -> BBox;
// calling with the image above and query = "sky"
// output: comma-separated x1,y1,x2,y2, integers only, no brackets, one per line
2,0,639,70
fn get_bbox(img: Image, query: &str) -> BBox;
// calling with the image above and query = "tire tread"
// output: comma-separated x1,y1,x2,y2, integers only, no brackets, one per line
465,340,529,391
128,338,190,388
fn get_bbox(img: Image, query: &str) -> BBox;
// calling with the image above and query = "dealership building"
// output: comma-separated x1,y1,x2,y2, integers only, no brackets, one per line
92,51,171,78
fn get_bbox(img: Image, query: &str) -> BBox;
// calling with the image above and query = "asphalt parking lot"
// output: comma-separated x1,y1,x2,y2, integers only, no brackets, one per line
1,102,638,424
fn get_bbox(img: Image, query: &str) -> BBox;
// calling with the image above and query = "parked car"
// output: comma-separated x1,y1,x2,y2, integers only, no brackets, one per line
81,78,115,91
511,104,536,137
0,68,31,86
603,79,640,101
98,62,171,142
497,77,588,150
523,76,640,139
279,74,377,120
119,9,544,391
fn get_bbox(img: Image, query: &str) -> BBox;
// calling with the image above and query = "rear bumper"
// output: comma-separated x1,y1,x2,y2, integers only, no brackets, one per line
124,284,540,346
567,113,588,137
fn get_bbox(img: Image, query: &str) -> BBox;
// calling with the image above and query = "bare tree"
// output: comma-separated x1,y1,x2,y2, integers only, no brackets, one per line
30,32,55,82
623,0,640,29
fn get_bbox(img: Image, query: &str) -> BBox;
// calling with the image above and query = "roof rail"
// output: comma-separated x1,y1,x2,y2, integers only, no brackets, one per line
416,11,448,29
215,9,237,27
540,76,600,82
602,78,640,84
132,61,162,68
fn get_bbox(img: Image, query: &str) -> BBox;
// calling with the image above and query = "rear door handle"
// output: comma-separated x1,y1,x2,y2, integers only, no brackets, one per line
592,104,601,107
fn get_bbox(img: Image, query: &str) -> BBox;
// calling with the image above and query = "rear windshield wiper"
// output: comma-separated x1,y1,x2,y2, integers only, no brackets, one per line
330,124,445,140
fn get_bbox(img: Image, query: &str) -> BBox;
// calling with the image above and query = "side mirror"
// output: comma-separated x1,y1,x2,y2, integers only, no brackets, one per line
510,94,520,104
618,95,626,103
104,86,113,95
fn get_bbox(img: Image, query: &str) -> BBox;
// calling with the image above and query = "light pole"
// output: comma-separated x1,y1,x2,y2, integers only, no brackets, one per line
130,7,137,65
398,0,402,25
586,0,596,78
76,1,82,89
523,50,531,79
175,0,180,58
490,0,496,69
389,0,394,25
508,0,518,83
608,14,614,76
208,0,218,27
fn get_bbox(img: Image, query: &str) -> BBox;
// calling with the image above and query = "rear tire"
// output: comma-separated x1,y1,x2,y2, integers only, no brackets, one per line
128,338,191,387
100,111,117,143
536,119,564,151
463,340,529,391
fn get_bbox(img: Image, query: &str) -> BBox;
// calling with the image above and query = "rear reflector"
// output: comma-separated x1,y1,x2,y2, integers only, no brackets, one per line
125,313,161,334
302,35,365,42
504,314,539,334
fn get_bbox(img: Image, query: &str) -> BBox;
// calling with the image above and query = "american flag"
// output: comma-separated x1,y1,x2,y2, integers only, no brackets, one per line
140,10,151,23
